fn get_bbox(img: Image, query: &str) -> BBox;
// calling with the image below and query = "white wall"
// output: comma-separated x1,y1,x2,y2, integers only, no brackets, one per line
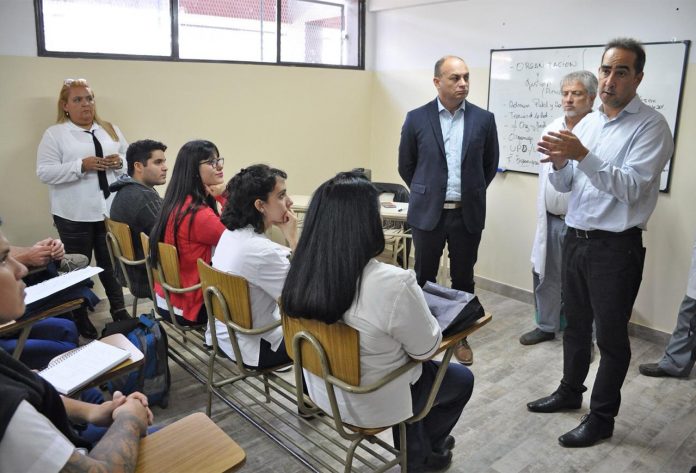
366,0,696,333
0,0,36,56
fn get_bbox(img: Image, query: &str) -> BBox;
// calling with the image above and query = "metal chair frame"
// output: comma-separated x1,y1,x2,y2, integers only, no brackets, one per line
282,314,467,473
197,259,294,416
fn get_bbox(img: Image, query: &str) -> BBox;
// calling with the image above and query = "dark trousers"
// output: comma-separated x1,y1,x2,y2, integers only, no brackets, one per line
560,230,645,421
411,209,482,293
53,215,125,313
393,360,474,468
257,338,292,369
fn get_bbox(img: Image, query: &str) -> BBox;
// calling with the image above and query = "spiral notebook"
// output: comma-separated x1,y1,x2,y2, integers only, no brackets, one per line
39,339,130,395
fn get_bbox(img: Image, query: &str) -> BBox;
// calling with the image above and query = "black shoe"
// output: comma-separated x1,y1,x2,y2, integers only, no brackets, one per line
638,363,682,378
74,312,98,339
527,390,582,413
519,328,555,345
420,449,452,472
558,414,613,448
110,308,131,322
433,435,455,455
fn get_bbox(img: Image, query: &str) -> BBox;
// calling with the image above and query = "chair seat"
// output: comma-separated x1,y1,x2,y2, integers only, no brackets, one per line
345,423,392,436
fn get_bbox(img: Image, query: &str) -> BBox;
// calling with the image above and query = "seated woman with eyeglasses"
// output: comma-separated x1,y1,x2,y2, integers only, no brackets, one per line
149,140,226,326
281,172,474,472
207,164,298,368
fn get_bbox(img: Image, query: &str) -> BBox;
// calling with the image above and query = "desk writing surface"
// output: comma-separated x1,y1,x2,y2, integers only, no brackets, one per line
292,194,408,222
135,412,246,473
0,298,85,360
0,299,84,337
436,313,492,355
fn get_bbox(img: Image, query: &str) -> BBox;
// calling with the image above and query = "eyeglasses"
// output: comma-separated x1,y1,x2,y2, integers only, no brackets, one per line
63,78,87,86
201,157,224,168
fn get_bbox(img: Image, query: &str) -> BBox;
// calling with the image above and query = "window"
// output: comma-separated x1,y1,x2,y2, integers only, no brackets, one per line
36,0,364,68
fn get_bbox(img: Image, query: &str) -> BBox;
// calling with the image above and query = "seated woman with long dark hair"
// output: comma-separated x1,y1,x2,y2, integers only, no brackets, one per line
281,172,474,472
149,140,226,326
208,164,297,368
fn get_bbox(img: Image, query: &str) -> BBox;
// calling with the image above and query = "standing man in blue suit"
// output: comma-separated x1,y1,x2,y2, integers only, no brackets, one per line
398,55,499,365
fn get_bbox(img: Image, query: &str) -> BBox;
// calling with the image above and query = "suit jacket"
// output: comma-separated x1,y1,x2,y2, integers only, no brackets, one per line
398,98,499,233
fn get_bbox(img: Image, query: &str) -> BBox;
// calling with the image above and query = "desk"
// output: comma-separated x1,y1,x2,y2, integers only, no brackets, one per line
292,194,411,267
292,194,408,221
0,298,84,360
436,313,492,356
135,412,246,473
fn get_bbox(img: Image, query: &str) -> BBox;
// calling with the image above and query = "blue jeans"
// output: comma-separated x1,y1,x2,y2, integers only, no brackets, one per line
393,360,474,468
0,318,78,369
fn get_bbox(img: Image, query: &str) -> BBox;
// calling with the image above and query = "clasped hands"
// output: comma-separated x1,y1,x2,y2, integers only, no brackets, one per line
538,130,589,169
89,390,154,435
82,154,122,172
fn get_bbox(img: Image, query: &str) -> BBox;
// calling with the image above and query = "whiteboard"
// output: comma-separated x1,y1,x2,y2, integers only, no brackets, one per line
488,41,689,191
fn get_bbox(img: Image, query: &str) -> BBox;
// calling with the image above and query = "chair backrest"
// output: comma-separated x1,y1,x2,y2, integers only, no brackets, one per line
139,232,159,299
106,218,137,261
281,313,360,386
157,242,183,289
197,259,253,330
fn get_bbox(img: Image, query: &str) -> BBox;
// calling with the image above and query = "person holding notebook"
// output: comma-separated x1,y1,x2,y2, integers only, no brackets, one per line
0,221,154,473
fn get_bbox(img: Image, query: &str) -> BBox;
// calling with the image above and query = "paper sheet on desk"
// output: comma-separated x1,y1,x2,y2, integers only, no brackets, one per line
24,266,103,305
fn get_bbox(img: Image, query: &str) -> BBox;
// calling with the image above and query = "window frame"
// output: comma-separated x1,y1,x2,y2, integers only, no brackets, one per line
34,0,365,70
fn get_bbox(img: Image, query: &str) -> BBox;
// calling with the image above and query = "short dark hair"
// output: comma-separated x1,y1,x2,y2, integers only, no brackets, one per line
126,139,167,176
434,55,465,77
221,164,288,234
603,38,646,74
281,172,385,324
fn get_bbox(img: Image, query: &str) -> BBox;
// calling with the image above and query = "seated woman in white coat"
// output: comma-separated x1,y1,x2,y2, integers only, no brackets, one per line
281,172,474,472
206,164,298,368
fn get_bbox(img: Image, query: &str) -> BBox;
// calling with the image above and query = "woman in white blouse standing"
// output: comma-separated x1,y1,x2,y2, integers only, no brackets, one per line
36,79,128,337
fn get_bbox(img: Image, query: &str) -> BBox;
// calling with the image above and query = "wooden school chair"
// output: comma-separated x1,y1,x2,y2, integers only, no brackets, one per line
139,233,210,378
197,259,293,416
105,218,143,317
280,311,492,473
154,241,207,332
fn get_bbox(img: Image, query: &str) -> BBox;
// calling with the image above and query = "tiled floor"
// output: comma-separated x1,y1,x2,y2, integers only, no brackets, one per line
86,289,695,473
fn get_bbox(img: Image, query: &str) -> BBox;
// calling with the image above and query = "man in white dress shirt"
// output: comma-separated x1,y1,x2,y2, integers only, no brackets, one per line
521,71,597,345
527,38,674,448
